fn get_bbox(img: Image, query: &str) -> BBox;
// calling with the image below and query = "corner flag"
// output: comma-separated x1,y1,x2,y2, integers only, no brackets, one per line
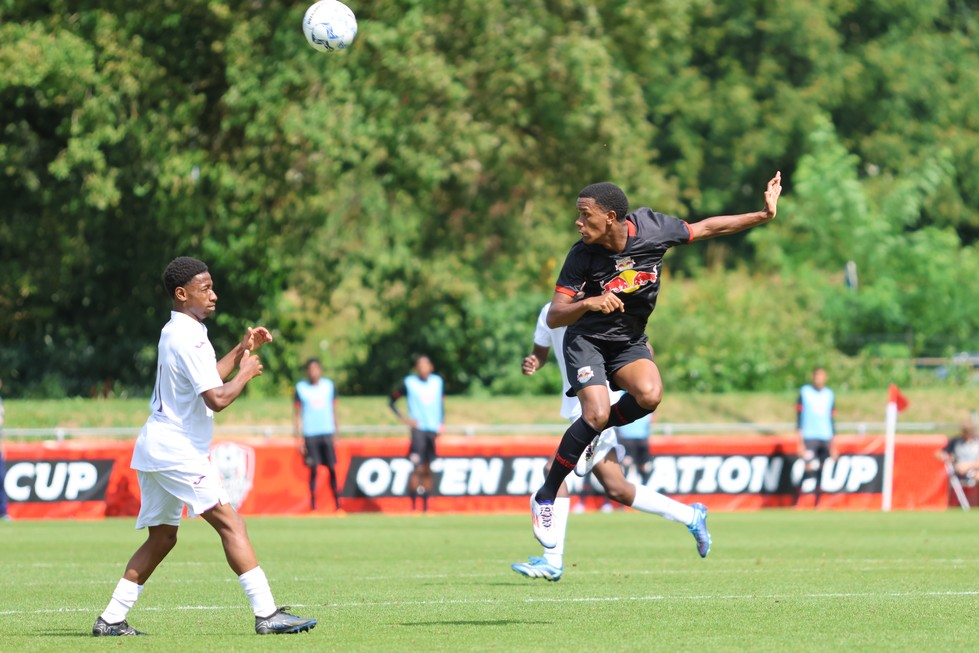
882,385,909,512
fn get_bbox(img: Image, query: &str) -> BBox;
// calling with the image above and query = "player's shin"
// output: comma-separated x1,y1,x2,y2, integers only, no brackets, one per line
100,578,140,624
536,418,601,503
605,393,653,429
630,484,696,525
543,497,570,567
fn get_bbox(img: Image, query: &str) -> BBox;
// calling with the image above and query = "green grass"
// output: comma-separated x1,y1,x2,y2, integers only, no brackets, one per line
5,386,977,432
0,511,976,652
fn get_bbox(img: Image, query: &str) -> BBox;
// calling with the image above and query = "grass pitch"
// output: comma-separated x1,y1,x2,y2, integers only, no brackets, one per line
0,510,976,652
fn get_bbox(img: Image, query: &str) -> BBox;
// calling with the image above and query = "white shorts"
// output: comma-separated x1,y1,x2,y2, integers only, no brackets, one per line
592,428,625,465
135,463,231,529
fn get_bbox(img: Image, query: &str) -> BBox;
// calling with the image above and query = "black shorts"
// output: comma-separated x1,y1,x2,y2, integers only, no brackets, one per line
620,438,651,469
803,439,832,461
409,429,438,465
563,332,654,396
304,434,337,468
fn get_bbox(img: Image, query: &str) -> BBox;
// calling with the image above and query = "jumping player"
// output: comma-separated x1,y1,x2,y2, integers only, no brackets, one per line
389,355,444,512
512,303,712,581
530,173,783,551
93,257,316,636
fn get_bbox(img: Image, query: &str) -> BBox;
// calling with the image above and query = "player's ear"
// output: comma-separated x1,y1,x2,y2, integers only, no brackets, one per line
174,286,188,301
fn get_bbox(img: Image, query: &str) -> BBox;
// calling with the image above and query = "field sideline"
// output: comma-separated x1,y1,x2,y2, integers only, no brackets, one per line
0,511,976,652
6,386,977,431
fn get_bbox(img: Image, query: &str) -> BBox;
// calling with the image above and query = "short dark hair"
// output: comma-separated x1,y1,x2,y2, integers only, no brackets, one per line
578,182,629,222
305,357,321,369
163,257,208,297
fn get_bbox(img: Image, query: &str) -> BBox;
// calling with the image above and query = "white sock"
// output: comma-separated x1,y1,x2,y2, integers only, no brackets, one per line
239,566,277,618
543,497,570,567
631,485,696,525
100,578,140,624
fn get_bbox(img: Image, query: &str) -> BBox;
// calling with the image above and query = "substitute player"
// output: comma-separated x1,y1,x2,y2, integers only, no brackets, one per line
93,257,315,637
294,358,341,512
389,355,444,512
530,172,783,551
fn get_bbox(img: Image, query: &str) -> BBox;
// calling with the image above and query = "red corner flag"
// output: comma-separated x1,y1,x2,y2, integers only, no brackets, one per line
888,384,909,412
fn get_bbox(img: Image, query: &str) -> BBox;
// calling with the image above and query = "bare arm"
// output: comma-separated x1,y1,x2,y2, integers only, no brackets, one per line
522,344,551,375
546,290,625,329
217,327,273,380
688,172,782,241
202,349,263,412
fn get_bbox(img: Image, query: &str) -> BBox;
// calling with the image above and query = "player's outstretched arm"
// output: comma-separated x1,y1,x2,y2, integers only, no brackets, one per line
688,172,782,241
203,349,264,412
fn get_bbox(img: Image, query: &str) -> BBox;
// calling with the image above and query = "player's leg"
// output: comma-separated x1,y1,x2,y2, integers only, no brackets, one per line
323,437,341,511
407,429,424,510
512,456,569,581
592,459,711,557
606,356,662,428
95,472,182,636
201,503,316,634
536,385,611,505
419,431,437,512
531,386,608,548
307,436,322,511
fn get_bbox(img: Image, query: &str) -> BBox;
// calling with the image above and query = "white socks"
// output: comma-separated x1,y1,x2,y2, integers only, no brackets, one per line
630,484,696,525
100,578,142,624
543,497,570,567
239,566,277,618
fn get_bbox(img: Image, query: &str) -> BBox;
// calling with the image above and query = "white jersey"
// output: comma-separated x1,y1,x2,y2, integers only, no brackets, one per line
131,311,225,472
534,303,619,420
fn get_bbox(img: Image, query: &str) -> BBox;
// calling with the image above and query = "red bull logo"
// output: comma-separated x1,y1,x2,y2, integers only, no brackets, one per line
602,268,658,294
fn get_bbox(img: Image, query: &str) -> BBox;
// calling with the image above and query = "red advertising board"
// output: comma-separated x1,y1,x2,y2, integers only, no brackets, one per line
2,434,950,519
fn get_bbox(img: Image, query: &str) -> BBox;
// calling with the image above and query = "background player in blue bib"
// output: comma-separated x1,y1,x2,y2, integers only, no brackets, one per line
389,355,444,512
294,358,341,512
796,366,836,506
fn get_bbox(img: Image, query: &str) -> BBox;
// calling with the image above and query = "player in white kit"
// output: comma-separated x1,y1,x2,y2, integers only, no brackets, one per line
93,257,316,636
510,303,710,581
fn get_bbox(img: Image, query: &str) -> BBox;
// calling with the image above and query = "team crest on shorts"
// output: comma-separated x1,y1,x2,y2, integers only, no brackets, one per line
210,442,256,510
577,366,594,383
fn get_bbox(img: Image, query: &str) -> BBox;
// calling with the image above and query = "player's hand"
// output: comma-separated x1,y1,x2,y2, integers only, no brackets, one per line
404,417,418,429
239,349,263,379
587,292,625,314
297,439,307,455
522,354,540,376
764,171,782,219
242,326,273,353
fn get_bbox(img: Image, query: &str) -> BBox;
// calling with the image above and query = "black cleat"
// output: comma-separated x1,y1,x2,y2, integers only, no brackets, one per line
255,607,317,635
92,616,146,636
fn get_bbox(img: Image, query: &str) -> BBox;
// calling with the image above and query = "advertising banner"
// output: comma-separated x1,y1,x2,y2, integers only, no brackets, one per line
2,433,950,519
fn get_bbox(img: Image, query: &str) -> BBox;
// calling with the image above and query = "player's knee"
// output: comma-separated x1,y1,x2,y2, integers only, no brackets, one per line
634,385,662,411
582,407,610,430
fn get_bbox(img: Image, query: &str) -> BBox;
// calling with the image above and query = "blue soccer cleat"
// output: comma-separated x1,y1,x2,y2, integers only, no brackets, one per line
511,556,563,582
688,503,711,558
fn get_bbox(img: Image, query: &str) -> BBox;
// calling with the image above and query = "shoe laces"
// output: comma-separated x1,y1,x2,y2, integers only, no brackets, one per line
540,504,553,529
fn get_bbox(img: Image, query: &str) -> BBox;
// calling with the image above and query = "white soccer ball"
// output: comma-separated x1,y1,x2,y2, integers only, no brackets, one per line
303,1,358,53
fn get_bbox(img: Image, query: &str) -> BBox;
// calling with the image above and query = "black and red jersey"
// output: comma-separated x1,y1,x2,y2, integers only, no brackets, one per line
555,207,692,340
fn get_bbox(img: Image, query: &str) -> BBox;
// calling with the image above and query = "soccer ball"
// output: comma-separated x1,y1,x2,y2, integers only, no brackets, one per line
303,1,358,53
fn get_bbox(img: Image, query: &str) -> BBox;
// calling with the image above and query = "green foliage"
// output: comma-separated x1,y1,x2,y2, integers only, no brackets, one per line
2,0,979,397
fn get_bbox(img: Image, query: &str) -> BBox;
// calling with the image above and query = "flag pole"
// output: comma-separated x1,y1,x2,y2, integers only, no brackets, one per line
882,397,897,512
